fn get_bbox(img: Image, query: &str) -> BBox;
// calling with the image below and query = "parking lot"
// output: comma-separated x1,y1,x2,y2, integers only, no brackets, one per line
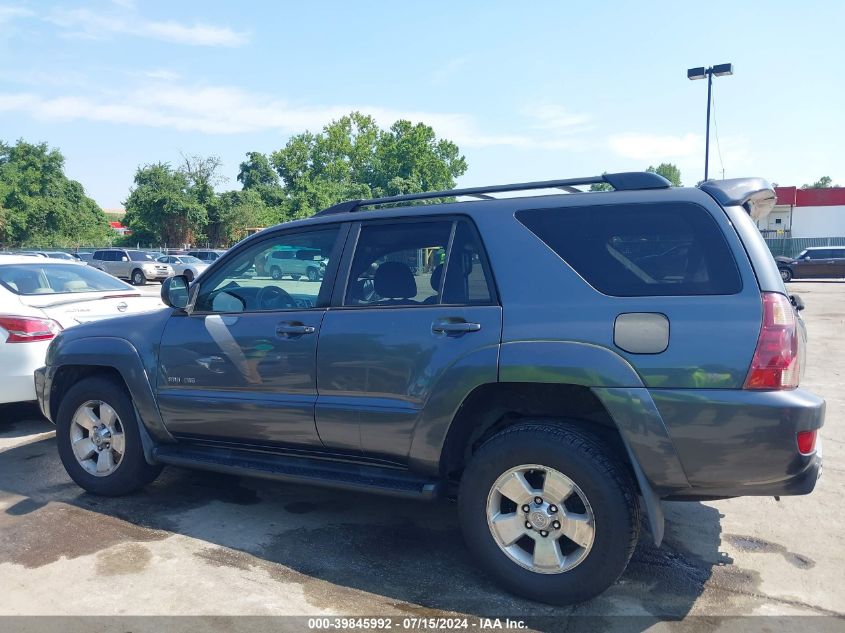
0,281,842,627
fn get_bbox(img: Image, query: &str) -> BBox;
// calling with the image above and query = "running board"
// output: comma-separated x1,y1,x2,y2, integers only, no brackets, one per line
152,444,442,500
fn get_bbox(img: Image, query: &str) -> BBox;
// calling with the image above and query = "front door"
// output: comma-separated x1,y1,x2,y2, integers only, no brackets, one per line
157,225,344,447
316,218,502,460
793,249,831,279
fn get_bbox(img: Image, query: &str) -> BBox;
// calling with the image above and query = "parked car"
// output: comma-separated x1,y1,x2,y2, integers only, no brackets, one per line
36,173,822,605
265,247,327,281
0,257,163,404
186,249,227,263
89,248,174,285
156,255,209,282
75,252,94,264
45,251,80,262
776,246,845,281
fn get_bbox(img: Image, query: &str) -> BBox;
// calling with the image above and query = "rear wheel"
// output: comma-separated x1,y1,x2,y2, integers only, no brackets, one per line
131,269,146,286
306,267,319,282
458,422,639,605
270,266,282,280
780,267,793,282
56,377,163,496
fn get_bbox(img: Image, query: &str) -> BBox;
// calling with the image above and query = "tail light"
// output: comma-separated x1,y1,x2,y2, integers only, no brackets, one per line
0,315,63,344
797,430,817,455
744,293,800,390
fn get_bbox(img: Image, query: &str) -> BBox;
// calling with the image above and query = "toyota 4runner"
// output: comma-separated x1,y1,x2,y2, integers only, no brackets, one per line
35,172,824,605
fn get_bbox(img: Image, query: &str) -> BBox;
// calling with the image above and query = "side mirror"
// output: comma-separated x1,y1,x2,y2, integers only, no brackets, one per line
161,275,195,312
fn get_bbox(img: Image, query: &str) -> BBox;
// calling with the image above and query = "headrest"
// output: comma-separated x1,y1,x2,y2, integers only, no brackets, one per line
374,262,416,299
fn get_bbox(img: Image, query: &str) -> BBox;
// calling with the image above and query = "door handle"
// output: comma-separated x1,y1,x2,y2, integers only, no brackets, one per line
432,319,482,334
276,322,316,337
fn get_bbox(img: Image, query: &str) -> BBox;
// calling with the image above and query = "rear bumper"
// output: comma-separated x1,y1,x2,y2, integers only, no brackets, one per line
651,387,824,496
34,365,52,421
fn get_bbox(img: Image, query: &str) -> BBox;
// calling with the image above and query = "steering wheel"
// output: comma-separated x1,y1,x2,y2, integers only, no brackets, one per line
256,285,296,310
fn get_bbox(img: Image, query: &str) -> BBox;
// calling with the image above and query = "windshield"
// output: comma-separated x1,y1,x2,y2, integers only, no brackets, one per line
129,251,156,262
0,263,131,295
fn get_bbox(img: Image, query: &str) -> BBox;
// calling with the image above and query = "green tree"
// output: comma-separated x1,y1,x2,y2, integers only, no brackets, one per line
589,172,613,192
802,176,835,189
123,163,207,246
270,111,467,217
647,163,682,186
0,139,111,247
237,151,286,207
210,189,280,245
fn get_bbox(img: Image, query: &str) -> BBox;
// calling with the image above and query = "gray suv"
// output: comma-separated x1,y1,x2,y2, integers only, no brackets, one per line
35,172,823,605
90,249,173,286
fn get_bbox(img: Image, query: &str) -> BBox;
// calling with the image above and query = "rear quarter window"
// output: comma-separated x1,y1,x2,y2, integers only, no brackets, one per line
516,202,742,296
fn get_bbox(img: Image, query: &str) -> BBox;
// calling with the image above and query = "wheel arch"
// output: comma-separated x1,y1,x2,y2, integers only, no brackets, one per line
438,381,686,546
46,336,174,444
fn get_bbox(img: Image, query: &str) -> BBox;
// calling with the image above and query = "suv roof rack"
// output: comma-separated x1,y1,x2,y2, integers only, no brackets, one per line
314,171,671,216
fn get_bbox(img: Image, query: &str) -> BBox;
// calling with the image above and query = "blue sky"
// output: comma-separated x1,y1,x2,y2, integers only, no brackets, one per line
1,0,843,208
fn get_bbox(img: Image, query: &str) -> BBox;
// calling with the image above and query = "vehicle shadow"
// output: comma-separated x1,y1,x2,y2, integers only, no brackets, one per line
0,403,51,438
0,435,735,629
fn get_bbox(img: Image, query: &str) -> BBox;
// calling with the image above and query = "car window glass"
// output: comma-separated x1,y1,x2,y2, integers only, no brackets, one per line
442,220,494,305
0,264,129,295
517,202,742,296
194,228,340,313
344,221,453,307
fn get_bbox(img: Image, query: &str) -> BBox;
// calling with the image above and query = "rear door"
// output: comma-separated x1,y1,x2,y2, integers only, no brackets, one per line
156,224,346,446
315,217,501,460
793,249,830,278
827,248,845,278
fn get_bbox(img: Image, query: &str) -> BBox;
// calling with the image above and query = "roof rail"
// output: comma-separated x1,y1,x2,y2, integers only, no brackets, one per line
314,171,671,216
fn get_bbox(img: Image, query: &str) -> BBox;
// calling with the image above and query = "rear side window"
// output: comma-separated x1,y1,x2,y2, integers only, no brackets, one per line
516,202,742,296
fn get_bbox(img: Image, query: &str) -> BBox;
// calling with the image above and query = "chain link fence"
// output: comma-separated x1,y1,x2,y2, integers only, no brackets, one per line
763,236,845,258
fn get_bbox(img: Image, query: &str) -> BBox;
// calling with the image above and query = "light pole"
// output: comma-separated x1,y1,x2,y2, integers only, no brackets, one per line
687,63,733,181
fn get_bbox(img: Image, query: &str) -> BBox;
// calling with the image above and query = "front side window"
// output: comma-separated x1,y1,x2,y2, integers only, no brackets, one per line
344,218,494,307
194,227,340,313
517,202,742,296
129,251,155,262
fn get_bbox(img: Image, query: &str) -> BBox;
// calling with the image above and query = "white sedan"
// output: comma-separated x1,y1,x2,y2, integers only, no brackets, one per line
0,257,165,405
156,254,209,283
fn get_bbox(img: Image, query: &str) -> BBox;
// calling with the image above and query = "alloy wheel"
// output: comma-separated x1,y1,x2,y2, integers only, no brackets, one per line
68,400,126,477
486,464,595,574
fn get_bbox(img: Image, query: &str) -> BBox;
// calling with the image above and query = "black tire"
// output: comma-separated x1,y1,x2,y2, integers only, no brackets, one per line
270,266,282,280
56,377,163,496
306,267,319,282
458,422,640,605
131,269,146,286
780,267,793,282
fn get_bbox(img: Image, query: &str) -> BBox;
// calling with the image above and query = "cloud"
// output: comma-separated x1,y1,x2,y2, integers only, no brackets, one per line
0,4,34,22
522,103,591,131
46,7,248,47
0,84,591,151
608,132,702,160
135,69,182,81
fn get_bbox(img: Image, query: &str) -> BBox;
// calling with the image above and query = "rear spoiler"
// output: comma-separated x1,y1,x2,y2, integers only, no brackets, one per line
699,178,777,221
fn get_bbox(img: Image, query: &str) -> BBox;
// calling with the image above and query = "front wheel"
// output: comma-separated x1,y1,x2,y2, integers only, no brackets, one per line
270,266,282,280
131,269,146,286
458,423,640,605
780,268,793,282
56,377,163,496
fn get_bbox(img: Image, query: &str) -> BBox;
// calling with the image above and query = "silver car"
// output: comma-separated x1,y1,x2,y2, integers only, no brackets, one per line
90,249,174,286
157,255,209,283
